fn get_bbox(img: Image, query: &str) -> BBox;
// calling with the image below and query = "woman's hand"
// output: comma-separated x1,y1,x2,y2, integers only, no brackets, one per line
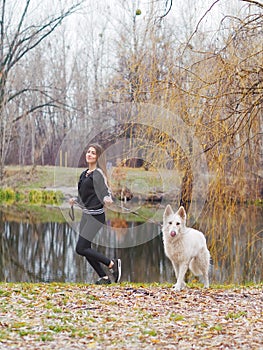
104,196,113,206
69,197,76,206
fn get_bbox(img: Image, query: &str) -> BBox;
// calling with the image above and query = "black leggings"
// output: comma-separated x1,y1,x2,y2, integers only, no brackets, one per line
76,212,111,278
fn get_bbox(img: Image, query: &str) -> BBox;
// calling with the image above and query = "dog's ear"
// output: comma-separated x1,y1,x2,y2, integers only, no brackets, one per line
164,204,174,218
177,206,186,220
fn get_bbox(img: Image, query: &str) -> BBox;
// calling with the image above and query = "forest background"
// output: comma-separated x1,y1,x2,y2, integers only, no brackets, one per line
0,0,262,206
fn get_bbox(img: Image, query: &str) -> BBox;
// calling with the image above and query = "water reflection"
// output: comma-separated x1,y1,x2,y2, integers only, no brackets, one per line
0,205,262,284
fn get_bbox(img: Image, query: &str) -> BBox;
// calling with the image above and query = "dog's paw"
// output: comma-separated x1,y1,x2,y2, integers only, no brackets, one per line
173,283,183,291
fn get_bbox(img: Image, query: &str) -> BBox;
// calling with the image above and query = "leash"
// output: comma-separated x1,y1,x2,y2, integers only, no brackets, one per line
111,203,163,228
68,201,162,228
69,205,75,221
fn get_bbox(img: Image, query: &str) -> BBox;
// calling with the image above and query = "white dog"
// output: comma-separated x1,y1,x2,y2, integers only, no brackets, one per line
162,205,210,291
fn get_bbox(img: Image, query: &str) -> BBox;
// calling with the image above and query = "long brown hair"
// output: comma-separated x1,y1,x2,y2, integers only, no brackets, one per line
87,143,109,183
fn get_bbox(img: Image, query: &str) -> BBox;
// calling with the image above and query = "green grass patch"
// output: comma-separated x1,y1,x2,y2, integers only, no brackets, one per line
210,324,223,332
111,167,181,195
169,313,185,321
0,187,63,205
225,311,247,320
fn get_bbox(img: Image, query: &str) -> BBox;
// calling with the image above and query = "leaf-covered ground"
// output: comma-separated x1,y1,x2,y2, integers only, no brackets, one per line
0,283,262,349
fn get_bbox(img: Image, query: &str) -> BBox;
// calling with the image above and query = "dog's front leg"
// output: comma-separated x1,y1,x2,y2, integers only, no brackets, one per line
173,263,188,291
171,261,179,279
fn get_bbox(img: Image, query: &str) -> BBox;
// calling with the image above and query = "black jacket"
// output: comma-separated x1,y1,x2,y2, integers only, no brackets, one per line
77,168,111,212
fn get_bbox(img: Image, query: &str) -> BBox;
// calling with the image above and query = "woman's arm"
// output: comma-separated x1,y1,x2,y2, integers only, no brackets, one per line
94,169,112,204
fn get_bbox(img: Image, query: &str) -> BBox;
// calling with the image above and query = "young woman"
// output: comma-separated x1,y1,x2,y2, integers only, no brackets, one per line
69,143,121,284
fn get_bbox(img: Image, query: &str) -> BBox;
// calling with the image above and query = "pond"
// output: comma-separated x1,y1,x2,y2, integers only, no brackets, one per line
0,203,262,285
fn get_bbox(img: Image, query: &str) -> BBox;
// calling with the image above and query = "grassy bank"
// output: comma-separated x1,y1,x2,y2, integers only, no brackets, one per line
0,166,72,205
0,282,262,349
1,165,262,206
0,164,181,210
1,165,180,195
2,165,78,189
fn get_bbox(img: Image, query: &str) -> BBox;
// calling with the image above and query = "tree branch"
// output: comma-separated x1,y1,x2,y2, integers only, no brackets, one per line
159,0,173,21
181,0,221,56
241,0,263,9
3,2,82,72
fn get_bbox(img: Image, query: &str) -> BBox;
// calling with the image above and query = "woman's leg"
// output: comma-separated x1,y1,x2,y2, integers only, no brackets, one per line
76,213,111,278
76,235,110,278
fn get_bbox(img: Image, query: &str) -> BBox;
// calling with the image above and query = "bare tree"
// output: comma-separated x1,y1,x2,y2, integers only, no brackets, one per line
0,0,83,179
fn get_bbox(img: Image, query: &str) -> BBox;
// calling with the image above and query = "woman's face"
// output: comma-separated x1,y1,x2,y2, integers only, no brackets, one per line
86,146,97,165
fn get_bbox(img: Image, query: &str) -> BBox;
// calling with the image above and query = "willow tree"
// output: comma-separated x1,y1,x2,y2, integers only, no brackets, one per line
0,0,83,180
190,1,263,204
101,0,262,208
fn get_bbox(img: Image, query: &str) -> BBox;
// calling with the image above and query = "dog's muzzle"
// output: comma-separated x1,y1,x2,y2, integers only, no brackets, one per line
170,231,176,237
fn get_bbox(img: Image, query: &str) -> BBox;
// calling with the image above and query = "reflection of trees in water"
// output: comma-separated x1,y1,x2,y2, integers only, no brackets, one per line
0,221,84,282
0,216,173,283
198,205,263,284
0,205,262,284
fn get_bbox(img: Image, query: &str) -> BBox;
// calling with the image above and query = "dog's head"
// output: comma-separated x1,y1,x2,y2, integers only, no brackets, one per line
163,205,186,237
